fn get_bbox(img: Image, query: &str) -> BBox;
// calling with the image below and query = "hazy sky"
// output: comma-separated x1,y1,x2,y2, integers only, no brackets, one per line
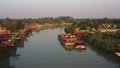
0,0,120,18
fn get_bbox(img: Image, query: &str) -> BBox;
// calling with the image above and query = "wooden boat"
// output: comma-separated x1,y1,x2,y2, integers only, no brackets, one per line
0,33,16,37
0,40,14,47
58,33,76,46
58,33,87,50
74,40,84,45
59,39,74,46
115,52,120,56
75,45,86,49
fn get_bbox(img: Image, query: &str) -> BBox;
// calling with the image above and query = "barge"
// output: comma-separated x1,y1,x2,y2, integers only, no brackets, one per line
0,33,22,47
58,33,76,46
115,52,120,56
58,33,86,47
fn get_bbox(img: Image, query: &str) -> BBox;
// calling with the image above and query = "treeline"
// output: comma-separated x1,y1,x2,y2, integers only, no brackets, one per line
65,20,99,33
0,16,74,32
0,20,25,32
0,16,120,32
37,16,74,24
83,32,120,53
0,16,74,24
1,17,120,25
65,18,120,33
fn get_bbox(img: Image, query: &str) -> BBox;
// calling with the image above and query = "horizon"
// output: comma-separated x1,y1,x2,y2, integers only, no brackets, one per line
0,0,120,19
0,16,120,19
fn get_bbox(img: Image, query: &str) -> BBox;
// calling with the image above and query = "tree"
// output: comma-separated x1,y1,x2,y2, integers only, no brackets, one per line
16,20,25,30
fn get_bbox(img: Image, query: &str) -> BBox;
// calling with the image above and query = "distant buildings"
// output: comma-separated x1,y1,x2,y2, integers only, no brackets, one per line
25,23,42,30
0,26,10,33
97,23,119,33
99,29,120,33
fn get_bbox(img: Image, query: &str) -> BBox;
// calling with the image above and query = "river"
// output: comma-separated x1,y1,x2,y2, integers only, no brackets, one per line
0,28,120,68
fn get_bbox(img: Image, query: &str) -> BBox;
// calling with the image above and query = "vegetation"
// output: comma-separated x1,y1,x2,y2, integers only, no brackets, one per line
83,32,120,53
64,18,120,53
0,20,25,32
65,20,99,33
0,16,74,32
0,17,120,53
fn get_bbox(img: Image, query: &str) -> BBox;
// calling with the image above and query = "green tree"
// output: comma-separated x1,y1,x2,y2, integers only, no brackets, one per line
16,20,25,30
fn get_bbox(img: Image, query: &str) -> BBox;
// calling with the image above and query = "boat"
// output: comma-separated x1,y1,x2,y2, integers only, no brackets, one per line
0,33,16,37
75,44,86,49
0,39,14,47
115,52,120,56
58,33,87,52
58,33,76,46
74,40,84,45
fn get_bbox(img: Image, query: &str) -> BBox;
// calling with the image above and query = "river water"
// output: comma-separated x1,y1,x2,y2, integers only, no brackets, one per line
0,28,120,68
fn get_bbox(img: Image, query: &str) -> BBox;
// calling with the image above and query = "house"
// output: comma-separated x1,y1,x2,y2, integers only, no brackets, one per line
0,26,10,33
99,29,120,33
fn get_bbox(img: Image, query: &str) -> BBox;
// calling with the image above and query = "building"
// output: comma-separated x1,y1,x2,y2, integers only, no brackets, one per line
99,29,120,33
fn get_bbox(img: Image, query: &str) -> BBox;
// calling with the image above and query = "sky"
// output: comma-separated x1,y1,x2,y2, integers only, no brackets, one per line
0,0,120,19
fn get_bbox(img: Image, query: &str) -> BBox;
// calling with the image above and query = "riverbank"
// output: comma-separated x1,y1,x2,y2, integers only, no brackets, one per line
64,21,120,55
82,32,120,54
13,28,120,68
0,23,71,47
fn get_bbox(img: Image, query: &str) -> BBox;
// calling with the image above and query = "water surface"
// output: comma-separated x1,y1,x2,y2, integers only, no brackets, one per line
0,28,120,68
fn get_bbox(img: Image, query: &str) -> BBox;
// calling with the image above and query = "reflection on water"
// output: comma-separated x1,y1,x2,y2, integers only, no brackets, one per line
0,47,19,68
0,28,120,68
88,44,120,63
0,31,31,68
0,40,24,68
60,44,86,53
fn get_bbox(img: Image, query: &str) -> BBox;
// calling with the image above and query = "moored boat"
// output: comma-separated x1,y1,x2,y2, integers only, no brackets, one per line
75,45,86,49
0,39,14,47
115,52,120,56
58,33,76,46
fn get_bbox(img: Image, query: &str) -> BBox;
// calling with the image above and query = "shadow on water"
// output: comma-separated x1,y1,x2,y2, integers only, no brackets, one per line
87,43,120,64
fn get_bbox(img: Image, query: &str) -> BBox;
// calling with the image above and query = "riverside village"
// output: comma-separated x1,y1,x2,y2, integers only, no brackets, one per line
0,17,120,68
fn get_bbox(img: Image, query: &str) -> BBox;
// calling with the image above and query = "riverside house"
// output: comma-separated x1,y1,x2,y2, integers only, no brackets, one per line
98,23,120,33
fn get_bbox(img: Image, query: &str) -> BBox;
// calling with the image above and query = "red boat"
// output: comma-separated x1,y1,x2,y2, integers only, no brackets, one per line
0,40,14,47
0,33,16,37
